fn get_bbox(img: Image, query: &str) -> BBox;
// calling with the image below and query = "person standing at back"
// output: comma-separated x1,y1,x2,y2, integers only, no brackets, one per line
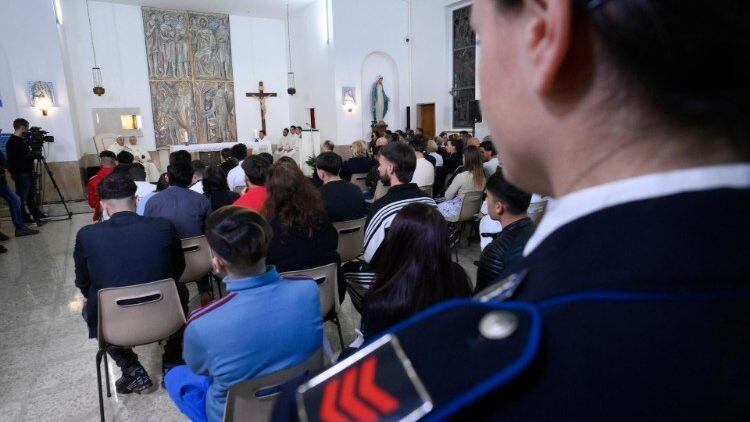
5,118,44,225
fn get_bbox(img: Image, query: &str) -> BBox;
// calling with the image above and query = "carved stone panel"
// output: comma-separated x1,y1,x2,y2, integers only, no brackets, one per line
189,14,233,81
194,81,237,144
150,81,197,147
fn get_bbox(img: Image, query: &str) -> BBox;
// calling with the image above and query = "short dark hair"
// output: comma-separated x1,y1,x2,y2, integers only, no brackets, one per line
116,151,134,164
410,135,427,152
486,170,531,215
169,150,192,165
220,148,232,160
98,172,136,200
380,142,416,183
479,140,497,156
207,206,273,273
129,163,147,182
191,160,206,178
13,118,29,130
315,152,343,175
241,155,271,186
322,140,335,151
99,150,116,161
156,173,169,191
230,143,248,161
447,138,464,154
167,162,194,188
257,152,274,164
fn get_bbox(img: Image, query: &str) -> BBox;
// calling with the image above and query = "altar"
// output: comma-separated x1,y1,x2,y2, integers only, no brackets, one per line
169,140,272,155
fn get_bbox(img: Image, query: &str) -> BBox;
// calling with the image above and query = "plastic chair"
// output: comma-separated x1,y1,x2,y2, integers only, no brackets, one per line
419,185,433,197
223,349,324,422
180,235,222,298
96,279,186,422
350,172,368,191
527,199,548,225
332,217,366,262
447,190,484,260
280,263,344,347
373,180,389,201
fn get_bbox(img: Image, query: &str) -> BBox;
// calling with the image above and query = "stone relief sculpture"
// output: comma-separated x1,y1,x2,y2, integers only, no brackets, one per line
143,7,236,147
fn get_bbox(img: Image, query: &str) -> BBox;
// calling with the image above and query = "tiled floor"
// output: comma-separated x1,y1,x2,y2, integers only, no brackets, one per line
0,213,480,421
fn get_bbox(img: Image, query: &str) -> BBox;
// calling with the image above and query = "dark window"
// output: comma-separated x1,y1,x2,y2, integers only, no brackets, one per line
452,5,476,128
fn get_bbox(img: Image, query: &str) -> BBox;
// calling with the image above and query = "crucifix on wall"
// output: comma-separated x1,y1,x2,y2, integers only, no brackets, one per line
246,81,277,134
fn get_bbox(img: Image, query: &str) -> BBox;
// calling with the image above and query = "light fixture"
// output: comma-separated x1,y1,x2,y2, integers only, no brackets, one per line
34,96,53,116
121,114,142,130
342,87,356,113
86,0,105,96
285,3,296,95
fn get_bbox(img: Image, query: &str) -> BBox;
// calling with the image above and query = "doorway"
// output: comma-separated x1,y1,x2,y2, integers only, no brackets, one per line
418,103,436,138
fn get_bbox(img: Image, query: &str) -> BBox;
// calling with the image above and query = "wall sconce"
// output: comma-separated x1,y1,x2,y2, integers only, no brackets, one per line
34,96,53,116
342,87,356,113
121,114,142,130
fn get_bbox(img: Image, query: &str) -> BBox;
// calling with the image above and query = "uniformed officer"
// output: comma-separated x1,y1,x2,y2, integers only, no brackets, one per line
274,0,750,420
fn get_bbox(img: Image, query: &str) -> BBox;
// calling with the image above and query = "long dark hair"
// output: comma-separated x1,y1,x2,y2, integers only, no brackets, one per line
202,166,230,195
463,146,486,187
362,203,472,337
262,160,328,237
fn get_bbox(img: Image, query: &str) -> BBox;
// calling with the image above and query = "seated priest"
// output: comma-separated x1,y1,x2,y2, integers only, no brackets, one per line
126,136,161,182
106,136,127,155
74,172,187,394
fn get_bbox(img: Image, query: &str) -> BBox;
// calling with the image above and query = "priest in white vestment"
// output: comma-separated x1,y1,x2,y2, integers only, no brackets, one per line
106,136,127,155
126,136,161,182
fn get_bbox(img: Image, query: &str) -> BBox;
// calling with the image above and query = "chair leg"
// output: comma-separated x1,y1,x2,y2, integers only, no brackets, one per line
103,351,111,397
96,350,105,422
333,314,345,349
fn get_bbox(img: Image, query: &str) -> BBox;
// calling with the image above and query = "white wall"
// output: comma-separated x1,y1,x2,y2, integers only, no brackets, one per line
0,0,80,162
60,0,292,156
288,0,337,142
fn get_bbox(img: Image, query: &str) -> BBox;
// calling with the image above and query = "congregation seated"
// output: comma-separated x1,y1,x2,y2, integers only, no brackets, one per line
226,143,251,192
479,140,500,178
74,172,187,394
262,159,340,274
189,160,206,194
233,155,271,212
361,203,471,340
114,151,145,181
202,166,239,211
219,147,238,176
340,140,372,182
165,206,323,422
257,152,274,165
438,145,486,219
427,138,444,168
343,142,436,310
322,140,335,152
315,152,365,223
409,137,435,188
87,150,116,222
438,138,464,195
475,171,535,292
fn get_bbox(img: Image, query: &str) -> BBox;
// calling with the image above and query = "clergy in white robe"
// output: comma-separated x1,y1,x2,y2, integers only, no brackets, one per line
106,136,127,155
126,136,161,183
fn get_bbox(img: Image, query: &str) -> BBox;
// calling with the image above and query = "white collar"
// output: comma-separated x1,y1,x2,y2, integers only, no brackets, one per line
524,163,750,256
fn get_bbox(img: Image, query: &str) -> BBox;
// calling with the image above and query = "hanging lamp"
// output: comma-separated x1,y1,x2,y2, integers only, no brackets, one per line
286,3,296,95
86,0,105,96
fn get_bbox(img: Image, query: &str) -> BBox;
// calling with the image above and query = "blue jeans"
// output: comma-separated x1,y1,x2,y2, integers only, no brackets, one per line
0,181,25,229
10,172,39,220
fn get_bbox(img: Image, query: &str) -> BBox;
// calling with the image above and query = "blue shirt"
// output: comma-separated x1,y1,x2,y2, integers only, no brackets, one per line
136,190,158,215
144,185,212,238
183,266,323,422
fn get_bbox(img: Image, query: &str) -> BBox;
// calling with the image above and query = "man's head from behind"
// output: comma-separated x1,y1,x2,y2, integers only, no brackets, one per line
99,150,117,167
230,143,248,161
485,170,531,222
98,172,137,216
116,151,134,165
191,160,206,182
316,152,342,181
169,150,192,166
220,148,232,161
207,206,273,278
241,155,271,187
378,142,416,186
167,162,194,188
13,118,29,135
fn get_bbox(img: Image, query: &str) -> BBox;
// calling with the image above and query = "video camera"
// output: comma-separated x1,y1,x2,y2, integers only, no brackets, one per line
23,126,55,145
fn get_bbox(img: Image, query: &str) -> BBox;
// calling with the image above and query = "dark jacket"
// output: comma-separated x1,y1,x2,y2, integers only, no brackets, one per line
320,180,366,222
73,212,185,338
475,217,535,292
443,153,463,178
266,219,340,274
5,134,34,174
341,157,374,181
205,189,240,211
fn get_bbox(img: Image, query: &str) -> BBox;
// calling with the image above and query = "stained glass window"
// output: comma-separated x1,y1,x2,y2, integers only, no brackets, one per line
452,5,476,128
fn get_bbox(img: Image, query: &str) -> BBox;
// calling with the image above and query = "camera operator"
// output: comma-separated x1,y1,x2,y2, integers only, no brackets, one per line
0,148,40,253
6,118,44,226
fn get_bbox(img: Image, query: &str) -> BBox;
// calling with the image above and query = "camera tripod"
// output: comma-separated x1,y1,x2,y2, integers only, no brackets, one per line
32,153,73,221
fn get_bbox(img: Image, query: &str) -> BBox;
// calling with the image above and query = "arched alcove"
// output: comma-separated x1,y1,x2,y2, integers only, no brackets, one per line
361,51,399,139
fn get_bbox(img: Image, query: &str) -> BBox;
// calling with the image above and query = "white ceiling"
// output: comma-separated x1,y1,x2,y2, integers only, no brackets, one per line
93,0,317,19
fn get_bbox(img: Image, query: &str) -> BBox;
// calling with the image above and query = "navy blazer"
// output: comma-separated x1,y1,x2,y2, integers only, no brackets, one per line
74,211,186,338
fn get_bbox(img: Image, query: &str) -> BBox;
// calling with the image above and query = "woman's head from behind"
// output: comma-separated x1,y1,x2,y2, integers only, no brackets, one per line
207,206,272,279
463,145,486,187
263,159,327,237
202,166,230,194
351,140,368,158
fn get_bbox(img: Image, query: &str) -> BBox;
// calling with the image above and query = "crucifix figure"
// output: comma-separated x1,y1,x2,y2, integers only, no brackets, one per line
246,81,277,135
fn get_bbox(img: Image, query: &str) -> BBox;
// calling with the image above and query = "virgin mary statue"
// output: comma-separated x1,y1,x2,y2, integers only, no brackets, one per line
371,76,390,122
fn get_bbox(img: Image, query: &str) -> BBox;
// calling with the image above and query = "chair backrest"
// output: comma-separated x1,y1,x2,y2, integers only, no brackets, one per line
93,133,118,154
373,180,389,201
97,278,186,348
458,190,484,222
350,172,368,191
180,235,213,284
332,217,366,262
419,185,433,197
527,199,548,226
223,349,324,422
280,263,339,315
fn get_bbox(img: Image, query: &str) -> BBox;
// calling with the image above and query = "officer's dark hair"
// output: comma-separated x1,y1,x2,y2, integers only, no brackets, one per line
116,151,134,164
98,172,137,200
191,160,206,178
257,152,274,165
13,118,29,130
241,155,270,186
362,203,472,338
486,170,531,215
479,140,497,156
495,0,750,148
169,150,192,165
230,143,248,161
315,152,342,176
167,162,194,188
379,141,416,184
447,138,464,154
220,148,232,160
206,206,273,274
